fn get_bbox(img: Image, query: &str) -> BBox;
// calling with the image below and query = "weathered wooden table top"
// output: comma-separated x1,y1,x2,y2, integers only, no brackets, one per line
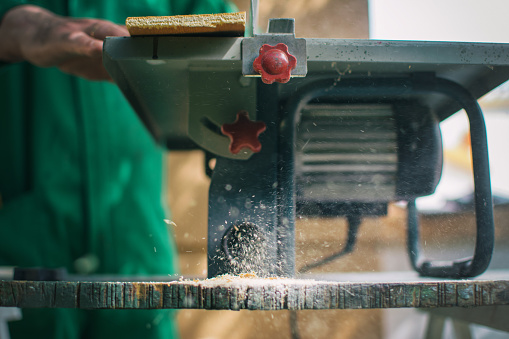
1,271,508,310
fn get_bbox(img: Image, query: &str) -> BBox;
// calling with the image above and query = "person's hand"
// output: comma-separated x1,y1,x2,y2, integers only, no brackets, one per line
0,5,129,80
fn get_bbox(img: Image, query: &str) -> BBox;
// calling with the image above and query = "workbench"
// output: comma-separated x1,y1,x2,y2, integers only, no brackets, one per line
1,271,508,311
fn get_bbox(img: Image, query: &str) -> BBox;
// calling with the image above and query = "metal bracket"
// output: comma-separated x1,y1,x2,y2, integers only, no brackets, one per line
242,18,307,78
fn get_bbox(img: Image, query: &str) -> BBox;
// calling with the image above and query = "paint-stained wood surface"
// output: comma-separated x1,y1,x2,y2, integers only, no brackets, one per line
126,12,246,36
1,273,509,310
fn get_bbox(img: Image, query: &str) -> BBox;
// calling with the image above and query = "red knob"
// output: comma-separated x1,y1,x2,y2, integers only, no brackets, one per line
221,111,266,154
253,43,297,84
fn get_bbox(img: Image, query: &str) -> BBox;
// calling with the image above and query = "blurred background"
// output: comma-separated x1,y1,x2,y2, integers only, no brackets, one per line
167,1,509,338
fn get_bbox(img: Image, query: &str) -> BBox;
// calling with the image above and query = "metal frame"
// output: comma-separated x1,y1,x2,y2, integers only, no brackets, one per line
102,36,509,151
207,81,296,278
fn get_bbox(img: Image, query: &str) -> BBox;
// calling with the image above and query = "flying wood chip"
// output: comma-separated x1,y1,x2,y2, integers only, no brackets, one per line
126,12,246,36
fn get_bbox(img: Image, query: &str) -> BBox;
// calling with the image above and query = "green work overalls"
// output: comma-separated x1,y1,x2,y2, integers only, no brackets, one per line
0,0,236,337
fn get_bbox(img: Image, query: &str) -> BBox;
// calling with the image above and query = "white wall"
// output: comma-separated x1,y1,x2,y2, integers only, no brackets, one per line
369,0,509,209
369,0,509,43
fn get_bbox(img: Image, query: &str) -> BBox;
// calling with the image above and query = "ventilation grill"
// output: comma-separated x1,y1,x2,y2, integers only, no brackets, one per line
295,104,398,203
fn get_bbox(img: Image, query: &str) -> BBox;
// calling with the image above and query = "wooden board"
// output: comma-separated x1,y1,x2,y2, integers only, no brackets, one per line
1,272,509,310
126,12,246,36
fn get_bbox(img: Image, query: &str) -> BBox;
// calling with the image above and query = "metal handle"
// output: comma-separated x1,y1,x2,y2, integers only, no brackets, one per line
407,76,494,278
282,75,494,278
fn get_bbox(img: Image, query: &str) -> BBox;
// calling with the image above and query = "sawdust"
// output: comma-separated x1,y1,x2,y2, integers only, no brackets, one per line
218,222,276,276
178,272,328,288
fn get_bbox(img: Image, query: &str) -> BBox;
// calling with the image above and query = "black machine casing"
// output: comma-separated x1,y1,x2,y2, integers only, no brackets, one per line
103,30,509,278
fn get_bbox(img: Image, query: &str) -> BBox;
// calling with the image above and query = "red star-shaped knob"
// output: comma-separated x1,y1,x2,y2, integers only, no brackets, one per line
221,111,267,154
253,43,297,84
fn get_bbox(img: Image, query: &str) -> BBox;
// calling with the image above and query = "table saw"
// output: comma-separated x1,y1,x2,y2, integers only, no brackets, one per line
98,7,509,280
